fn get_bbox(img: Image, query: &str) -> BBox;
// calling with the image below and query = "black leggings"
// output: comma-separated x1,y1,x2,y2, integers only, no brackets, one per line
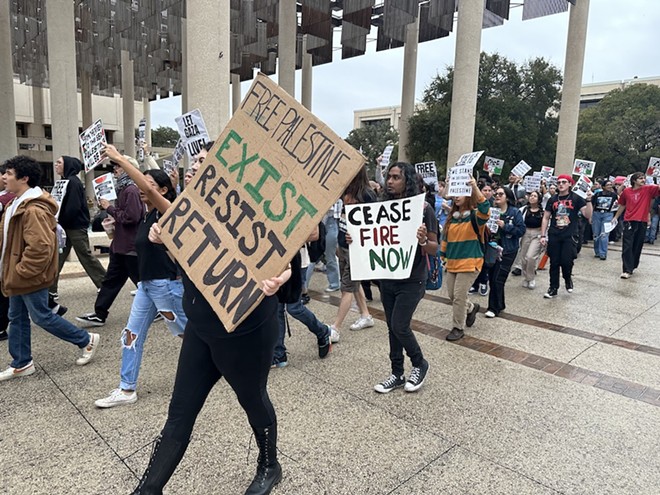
161,310,278,443
547,235,577,289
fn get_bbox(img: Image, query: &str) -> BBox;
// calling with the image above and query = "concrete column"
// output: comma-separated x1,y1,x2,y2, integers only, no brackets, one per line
301,35,313,110
278,0,296,96
231,73,241,114
555,0,591,175
143,98,151,147
446,0,485,168
0,0,16,159
398,16,420,164
46,0,79,168
186,0,230,138
81,71,95,200
29,86,46,139
181,17,188,113
121,51,136,157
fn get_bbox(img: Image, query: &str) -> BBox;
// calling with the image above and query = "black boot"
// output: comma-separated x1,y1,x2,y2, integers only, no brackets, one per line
131,435,188,495
244,424,282,495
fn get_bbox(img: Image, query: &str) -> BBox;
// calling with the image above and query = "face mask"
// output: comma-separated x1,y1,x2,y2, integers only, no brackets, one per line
452,210,471,219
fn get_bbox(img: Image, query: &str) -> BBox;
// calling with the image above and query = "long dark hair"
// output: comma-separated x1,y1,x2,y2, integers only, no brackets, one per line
145,169,177,202
342,165,372,203
497,186,516,207
382,162,419,200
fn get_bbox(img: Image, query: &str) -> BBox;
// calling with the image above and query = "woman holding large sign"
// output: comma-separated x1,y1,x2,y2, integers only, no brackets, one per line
441,178,490,342
102,144,290,495
372,162,438,394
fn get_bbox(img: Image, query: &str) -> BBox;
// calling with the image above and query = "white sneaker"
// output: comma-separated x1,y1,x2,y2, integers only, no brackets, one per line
484,310,496,318
95,388,138,408
0,361,35,382
130,289,138,296
350,315,374,331
528,280,536,289
329,325,340,343
76,333,100,366
620,272,631,279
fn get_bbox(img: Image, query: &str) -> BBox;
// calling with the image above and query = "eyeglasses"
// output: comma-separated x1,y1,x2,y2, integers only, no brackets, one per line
557,180,569,184
494,192,506,196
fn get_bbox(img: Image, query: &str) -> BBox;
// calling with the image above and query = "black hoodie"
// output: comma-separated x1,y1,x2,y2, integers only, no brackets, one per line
58,156,90,230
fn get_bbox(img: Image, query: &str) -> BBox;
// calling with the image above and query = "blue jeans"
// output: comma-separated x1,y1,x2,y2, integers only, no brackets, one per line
274,301,329,361
120,279,187,390
8,288,90,369
591,211,613,257
646,214,659,242
323,217,340,290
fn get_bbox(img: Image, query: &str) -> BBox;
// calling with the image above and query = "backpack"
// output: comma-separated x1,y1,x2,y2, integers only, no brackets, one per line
470,211,500,267
306,221,326,263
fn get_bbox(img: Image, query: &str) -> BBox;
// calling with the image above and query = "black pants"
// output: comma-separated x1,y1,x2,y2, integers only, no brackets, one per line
161,305,278,443
622,221,647,274
94,252,139,319
547,235,577,290
487,250,516,315
471,263,489,289
380,280,426,376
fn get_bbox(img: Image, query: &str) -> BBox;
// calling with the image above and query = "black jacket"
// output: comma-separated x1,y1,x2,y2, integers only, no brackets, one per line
58,156,90,230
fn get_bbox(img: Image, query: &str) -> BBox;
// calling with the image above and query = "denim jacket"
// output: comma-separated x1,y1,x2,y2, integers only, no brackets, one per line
496,205,526,254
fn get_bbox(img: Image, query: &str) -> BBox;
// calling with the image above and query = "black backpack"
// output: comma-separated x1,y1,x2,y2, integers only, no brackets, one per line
306,221,326,263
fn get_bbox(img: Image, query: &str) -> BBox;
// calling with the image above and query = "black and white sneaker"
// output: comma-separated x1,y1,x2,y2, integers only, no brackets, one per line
318,327,331,359
76,313,106,327
466,303,480,328
478,283,489,296
374,374,406,394
565,279,574,293
405,360,430,392
468,286,478,294
544,287,558,299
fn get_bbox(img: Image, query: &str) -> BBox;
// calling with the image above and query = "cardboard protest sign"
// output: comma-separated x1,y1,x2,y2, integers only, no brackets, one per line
572,159,596,178
483,156,504,175
646,157,660,177
158,73,365,332
345,194,425,280
572,175,592,199
175,109,210,161
138,118,147,161
415,161,438,189
510,160,531,178
92,173,117,201
487,207,501,233
541,166,554,180
79,119,107,173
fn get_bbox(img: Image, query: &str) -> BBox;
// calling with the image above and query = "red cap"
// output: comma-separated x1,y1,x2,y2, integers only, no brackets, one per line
557,174,575,185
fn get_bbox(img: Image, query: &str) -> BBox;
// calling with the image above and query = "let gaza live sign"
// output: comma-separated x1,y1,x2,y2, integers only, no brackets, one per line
158,73,366,332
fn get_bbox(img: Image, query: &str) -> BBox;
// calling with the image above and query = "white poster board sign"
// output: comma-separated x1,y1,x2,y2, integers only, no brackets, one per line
79,119,107,173
572,175,592,199
455,150,485,169
173,137,186,167
646,157,660,178
163,159,175,176
447,165,475,197
381,144,394,173
484,156,504,175
51,179,69,207
175,109,210,161
138,118,147,161
603,221,616,234
572,159,596,177
487,207,501,233
541,166,554,180
345,194,426,280
511,160,532,178
93,173,118,201
415,161,438,189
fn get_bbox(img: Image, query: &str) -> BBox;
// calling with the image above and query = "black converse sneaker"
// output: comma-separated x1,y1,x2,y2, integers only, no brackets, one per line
405,360,429,392
544,287,558,299
374,374,406,394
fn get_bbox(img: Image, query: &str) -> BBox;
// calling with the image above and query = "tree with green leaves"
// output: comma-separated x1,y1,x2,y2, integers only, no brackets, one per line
345,121,399,177
407,53,562,178
576,84,660,177
151,126,180,148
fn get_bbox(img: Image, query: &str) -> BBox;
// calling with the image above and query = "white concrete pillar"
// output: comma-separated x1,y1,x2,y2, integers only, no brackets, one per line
186,0,230,138
278,0,296,96
29,86,46,139
143,97,151,147
446,0,485,168
555,0,591,175
0,0,16,160
398,16,420,164
181,17,188,113
46,0,79,169
81,71,95,200
231,73,241,114
121,50,136,157
301,35,313,110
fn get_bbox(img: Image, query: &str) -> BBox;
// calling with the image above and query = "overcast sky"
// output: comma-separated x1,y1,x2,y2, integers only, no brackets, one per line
151,0,660,139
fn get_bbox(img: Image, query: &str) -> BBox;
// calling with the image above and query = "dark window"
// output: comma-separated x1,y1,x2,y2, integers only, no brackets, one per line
16,123,27,137
44,125,52,139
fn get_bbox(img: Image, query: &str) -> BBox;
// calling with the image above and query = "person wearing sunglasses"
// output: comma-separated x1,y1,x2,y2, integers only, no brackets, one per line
591,180,618,260
540,174,592,298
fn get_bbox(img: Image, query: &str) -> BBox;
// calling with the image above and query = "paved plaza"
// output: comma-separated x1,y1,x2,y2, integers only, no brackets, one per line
2,241,660,494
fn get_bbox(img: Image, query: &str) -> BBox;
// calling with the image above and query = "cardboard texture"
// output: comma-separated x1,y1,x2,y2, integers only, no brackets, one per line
159,73,365,331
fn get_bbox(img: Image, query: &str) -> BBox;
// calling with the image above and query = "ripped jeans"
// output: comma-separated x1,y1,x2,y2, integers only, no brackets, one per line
119,279,187,390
